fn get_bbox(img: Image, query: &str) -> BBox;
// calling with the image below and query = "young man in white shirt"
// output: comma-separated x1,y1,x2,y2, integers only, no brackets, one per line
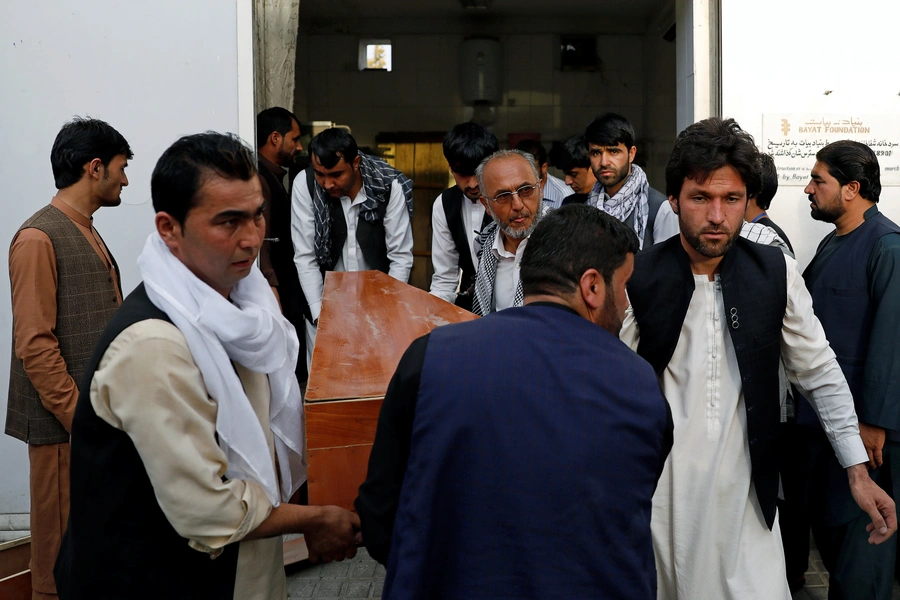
428,122,498,309
291,128,413,364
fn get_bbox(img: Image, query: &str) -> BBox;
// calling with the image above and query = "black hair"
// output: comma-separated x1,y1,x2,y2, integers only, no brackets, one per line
584,112,635,150
816,140,881,203
256,107,299,149
442,122,499,176
151,132,257,226
665,117,761,200
514,139,547,167
308,128,358,169
521,203,639,297
558,134,591,171
755,154,779,210
50,117,132,189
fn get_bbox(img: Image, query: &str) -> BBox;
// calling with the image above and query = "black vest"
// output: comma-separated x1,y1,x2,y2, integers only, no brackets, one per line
441,185,492,306
305,168,390,275
55,284,239,600
798,211,900,430
627,236,787,529
259,162,310,325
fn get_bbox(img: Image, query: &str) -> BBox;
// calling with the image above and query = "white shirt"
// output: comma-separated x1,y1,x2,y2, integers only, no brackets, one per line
653,200,680,243
620,254,867,600
541,174,575,210
491,231,528,312
429,192,486,303
291,176,413,321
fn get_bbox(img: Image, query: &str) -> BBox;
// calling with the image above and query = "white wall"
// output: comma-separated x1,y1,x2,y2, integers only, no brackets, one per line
294,30,676,189
0,0,255,514
722,0,900,269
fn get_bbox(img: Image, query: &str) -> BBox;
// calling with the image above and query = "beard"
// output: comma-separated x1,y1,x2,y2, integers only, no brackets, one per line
278,146,300,168
490,204,543,240
598,285,624,336
679,220,738,258
809,192,844,223
594,162,630,190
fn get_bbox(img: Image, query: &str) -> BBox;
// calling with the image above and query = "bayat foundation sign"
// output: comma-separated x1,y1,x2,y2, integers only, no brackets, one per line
762,115,900,186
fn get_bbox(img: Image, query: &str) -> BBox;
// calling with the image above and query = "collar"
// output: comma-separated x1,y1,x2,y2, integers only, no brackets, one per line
864,204,880,221
525,300,581,318
51,196,92,228
750,211,768,223
258,154,286,178
491,227,528,259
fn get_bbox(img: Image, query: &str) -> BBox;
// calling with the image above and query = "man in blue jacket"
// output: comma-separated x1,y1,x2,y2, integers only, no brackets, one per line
356,204,673,599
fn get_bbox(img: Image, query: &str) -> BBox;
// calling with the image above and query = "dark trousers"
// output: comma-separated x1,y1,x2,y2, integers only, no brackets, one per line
804,430,900,600
779,419,811,586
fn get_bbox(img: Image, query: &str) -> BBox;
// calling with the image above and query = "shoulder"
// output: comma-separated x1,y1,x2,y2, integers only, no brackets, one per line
647,187,667,207
634,234,680,268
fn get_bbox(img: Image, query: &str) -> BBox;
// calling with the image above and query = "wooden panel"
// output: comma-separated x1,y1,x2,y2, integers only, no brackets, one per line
0,538,30,580
0,571,30,600
392,143,415,179
307,445,374,510
306,271,478,402
306,399,382,450
283,536,309,565
413,143,450,188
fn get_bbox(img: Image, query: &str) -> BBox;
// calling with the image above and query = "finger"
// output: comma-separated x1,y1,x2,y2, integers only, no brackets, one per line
874,447,884,468
346,546,358,560
863,500,889,543
867,448,876,469
354,531,364,546
349,512,361,528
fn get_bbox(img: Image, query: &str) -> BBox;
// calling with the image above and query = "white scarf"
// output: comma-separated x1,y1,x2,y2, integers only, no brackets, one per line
137,233,306,505
587,163,650,249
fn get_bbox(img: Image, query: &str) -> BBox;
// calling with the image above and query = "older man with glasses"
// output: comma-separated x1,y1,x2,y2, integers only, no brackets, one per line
469,149,547,316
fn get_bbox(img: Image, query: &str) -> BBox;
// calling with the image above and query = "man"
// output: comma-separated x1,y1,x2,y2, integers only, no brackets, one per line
585,112,677,249
470,150,546,317
558,133,597,201
798,140,900,599
622,118,896,599
429,122,498,308
256,107,308,382
291,128,413,364
357,204,673,599
6,117,129,600
515,138,573,209
54,133,360,600
745,153,794,253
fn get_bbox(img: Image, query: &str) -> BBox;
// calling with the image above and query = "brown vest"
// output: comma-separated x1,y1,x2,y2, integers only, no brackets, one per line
6,205,121,444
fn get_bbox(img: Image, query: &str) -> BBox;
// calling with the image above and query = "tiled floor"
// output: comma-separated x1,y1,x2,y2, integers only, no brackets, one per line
792,545,900,600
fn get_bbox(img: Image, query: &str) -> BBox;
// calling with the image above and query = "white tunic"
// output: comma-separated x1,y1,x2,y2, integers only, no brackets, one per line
621,254,867,600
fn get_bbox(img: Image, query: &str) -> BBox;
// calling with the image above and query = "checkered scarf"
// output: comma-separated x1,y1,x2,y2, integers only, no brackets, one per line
312,153,414,269
471,221,524,317
587,163,649,249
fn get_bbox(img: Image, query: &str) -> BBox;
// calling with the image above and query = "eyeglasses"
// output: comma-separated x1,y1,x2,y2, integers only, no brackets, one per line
484,183,541,206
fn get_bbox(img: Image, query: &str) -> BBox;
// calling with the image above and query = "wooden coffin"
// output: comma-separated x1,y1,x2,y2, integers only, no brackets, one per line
305,271,478,510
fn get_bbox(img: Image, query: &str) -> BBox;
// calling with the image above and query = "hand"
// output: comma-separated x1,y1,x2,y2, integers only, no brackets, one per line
859,422,886,468
847,464,897,545
305,506,362,563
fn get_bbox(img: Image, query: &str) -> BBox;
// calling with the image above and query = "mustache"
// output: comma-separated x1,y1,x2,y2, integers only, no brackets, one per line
808,194,817,204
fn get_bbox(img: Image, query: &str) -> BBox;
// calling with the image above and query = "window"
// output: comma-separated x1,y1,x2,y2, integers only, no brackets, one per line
358,39,392,72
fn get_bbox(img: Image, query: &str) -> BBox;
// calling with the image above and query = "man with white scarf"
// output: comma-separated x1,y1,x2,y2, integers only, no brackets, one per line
55,133,360,600
585,112,677,251
471,150,547,317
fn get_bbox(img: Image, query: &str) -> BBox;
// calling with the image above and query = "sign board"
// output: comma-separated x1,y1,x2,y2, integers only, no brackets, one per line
762,114,900,186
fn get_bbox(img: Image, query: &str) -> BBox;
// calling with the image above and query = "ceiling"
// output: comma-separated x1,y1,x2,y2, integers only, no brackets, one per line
299,0,668,22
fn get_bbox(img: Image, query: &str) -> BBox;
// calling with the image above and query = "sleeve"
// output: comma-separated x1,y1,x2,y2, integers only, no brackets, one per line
619,293,640,351
428,194,461,303
384,179,414,283
780,255,868,467
9,228,79,432
90,320,274,555
859,233,900,429
355,333,428,565
653,201,680,244
257,173,279,287
291,172,325,322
